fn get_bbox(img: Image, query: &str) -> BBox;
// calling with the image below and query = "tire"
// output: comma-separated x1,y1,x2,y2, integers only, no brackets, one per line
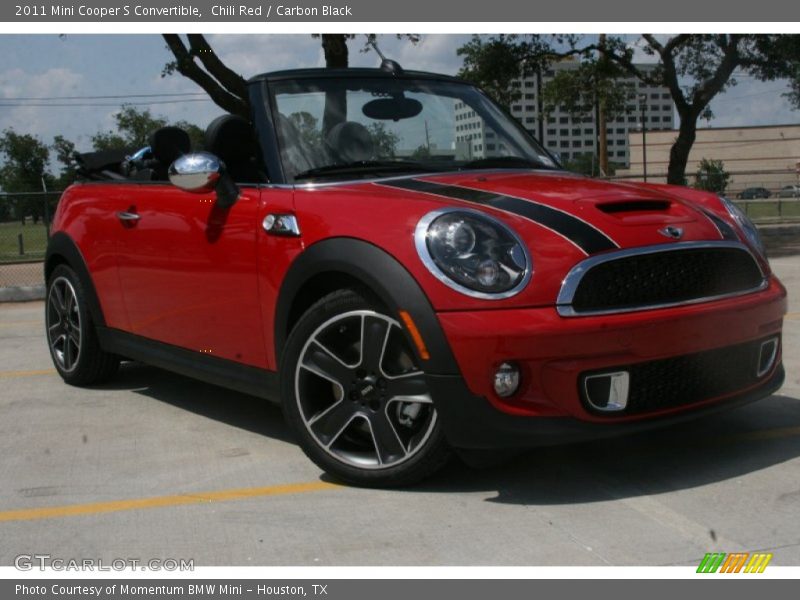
280,289,452,487
45,264,119,386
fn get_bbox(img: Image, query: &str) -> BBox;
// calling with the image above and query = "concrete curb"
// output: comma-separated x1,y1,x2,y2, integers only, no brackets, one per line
0,284,45,302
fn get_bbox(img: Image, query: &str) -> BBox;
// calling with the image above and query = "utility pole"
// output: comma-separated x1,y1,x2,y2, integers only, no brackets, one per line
639,93,648,182
597,33,609,176
424,120,431,151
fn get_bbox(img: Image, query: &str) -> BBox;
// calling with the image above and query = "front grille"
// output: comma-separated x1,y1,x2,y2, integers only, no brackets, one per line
579,337,778,416
564,245,765,315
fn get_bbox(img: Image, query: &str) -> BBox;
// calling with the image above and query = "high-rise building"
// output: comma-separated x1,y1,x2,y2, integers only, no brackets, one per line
455,60,675,167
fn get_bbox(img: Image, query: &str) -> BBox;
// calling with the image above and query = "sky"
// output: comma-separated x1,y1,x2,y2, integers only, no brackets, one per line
0,34,797,165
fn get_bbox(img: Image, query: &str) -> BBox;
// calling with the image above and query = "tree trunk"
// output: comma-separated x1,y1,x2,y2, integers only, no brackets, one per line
667,110,699,185
321,35,349,137
597,34,609,176
321,34,349,68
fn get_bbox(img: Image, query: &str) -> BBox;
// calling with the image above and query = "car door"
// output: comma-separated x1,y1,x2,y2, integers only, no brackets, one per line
115,184,267,367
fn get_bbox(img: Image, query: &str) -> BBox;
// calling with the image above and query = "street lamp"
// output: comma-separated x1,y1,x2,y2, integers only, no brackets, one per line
639,93,648,183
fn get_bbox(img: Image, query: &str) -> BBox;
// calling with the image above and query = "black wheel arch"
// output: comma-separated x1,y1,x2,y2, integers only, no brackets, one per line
274,237,460,376
45,232,106,328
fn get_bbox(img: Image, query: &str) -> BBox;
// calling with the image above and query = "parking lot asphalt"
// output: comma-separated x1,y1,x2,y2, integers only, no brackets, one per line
1,257,799,567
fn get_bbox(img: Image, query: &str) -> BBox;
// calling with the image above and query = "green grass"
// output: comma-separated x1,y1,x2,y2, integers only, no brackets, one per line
0,221,48,263
735,200,800,223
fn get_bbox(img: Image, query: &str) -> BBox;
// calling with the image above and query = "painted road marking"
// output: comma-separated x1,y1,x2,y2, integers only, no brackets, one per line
0,481,341,523
0,368,55,378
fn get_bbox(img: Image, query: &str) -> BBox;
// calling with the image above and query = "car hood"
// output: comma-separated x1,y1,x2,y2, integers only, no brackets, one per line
373,169,737,256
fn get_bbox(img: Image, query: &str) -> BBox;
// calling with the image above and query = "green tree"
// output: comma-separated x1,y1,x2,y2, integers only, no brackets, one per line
0,129,55,224
161,34,419,132
91,106,168,151
693,158,730,193
367,123,400,158
457,34,800,185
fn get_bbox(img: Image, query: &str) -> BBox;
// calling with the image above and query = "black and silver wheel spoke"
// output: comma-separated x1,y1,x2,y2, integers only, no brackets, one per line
295,309,437,471
359,316,391,373
384,373,432,403
301,341,353,389
366,411,407,464
308,400,361,447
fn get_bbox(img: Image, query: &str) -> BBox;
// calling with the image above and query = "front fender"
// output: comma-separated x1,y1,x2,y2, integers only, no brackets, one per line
274,237,460,376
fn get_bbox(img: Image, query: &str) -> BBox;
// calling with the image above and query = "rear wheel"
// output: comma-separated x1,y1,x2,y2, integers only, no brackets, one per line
281,289,451,487
46,264,119,385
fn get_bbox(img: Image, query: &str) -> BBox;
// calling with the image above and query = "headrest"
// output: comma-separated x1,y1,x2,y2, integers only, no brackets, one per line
326,121,374,163
204,114,255,163
148,126,191,165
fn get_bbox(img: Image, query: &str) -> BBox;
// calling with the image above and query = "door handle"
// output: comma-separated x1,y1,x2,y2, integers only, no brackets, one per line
117,211,140,222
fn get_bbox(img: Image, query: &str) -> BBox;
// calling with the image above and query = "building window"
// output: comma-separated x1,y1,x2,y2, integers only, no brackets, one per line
572,128,581,135
486,144,496,151
560,140,569,148
651,116,661,122
547,140,557,147
559,116,569,124
628,116,637,123
572,140,582,147
525,104,535,111
526,117,535,123
547,128,556,135
512,105,521,112
616,128,625,134
650,93,659,99
560,129,569,135
616,139,625,145
662,93,671,99
616,150,626,157
525,93,535,100
525,81,535,88
584,128,593,134
547,117,556,123
662,105,671,111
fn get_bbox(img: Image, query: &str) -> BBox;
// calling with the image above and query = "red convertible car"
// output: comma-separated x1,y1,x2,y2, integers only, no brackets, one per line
45,64,786,486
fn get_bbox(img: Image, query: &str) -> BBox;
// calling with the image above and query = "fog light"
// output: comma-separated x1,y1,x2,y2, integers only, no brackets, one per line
493,362,520,398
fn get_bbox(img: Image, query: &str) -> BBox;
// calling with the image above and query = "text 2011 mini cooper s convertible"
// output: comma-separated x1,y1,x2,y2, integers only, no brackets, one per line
45,63,786,486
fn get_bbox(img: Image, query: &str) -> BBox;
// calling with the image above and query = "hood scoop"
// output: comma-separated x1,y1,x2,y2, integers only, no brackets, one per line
597,199,671,214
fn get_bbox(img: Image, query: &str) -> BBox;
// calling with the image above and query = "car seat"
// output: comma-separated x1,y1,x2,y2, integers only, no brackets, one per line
325,121,375,164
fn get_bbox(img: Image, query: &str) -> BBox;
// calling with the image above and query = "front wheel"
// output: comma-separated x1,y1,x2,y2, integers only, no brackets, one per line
280,290,451,487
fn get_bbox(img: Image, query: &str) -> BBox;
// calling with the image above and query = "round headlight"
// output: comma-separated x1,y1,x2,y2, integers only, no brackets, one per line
719,196,766,257
415,209,532,298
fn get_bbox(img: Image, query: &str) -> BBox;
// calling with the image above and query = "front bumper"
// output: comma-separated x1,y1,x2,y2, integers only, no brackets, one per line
429,276,786,448
428,364,784,449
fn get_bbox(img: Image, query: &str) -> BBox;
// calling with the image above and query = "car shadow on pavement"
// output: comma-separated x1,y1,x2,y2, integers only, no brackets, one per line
407,393,800,505
91,361,295,444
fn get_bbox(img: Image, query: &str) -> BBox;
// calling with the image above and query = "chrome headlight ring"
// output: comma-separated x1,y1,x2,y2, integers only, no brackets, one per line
414,208,532,300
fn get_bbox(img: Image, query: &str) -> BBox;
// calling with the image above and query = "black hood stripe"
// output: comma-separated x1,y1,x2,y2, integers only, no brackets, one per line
378,178,618,255
700,208,740,242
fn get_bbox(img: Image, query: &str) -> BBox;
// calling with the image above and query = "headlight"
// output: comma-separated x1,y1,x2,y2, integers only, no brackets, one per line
415,208,532,299
719,196,766,257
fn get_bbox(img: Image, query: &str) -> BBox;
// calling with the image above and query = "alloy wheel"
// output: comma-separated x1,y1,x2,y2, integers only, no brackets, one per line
46,276,82,372
294,310,437,470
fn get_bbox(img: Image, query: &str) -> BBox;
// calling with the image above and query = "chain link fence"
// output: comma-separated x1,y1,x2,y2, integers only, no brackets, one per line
0,191,61,290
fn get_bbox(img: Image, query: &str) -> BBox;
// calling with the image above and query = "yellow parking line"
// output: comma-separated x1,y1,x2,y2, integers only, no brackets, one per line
0,481,341,523
784,312,800,321
0,369,55,379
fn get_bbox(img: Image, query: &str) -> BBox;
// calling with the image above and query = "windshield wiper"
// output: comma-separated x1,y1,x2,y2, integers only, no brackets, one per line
294,160,436,181
459,156,554,170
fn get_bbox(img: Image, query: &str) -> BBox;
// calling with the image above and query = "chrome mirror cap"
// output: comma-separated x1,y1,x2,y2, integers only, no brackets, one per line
168,152,222,193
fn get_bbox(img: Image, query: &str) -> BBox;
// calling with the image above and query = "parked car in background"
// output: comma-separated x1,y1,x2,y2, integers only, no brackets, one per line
737,187,771,199
44,64,786,486
778,185,800,198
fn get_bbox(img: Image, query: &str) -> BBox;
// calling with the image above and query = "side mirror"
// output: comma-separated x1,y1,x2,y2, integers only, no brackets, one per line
168,152,239,208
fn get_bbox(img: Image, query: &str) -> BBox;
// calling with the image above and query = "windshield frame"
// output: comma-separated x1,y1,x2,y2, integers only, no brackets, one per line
250,69,563,185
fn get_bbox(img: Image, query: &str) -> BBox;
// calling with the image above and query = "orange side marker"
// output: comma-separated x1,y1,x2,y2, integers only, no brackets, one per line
398,310,431,361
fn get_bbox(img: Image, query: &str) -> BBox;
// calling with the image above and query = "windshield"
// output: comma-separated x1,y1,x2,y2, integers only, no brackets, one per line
267,76,558,182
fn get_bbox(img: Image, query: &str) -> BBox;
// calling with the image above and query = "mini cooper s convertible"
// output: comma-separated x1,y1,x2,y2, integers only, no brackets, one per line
45,63,786,486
